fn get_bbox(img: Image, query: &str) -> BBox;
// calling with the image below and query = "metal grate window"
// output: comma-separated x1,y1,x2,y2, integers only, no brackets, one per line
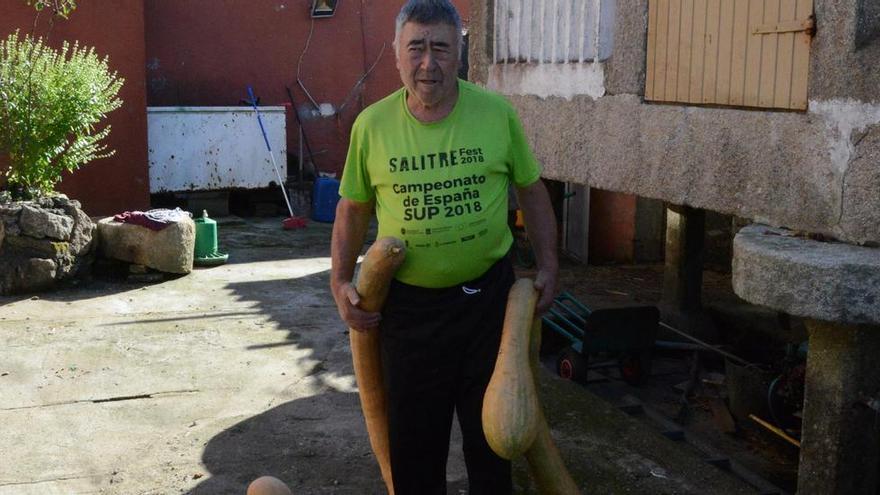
493,0,615,64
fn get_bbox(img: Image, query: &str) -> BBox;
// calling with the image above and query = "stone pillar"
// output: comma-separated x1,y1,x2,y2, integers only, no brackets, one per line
662,205,705,311
799,320,880,495
733,224,880,495
660,205,715,337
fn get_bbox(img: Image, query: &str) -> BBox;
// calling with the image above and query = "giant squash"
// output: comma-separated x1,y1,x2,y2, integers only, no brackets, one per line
525,317,581,494
482,278,541,459
350,237,405,494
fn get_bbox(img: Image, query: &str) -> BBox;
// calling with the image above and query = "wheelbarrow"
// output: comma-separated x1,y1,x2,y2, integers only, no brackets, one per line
542,292,659,385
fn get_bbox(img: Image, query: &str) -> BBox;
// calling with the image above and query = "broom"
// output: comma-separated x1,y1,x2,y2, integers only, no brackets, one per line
247,86,307,230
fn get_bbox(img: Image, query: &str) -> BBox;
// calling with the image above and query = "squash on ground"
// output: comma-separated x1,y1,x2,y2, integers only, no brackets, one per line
246,475,293,495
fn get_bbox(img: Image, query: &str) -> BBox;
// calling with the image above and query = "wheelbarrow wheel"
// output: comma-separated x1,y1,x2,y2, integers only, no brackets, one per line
557,348,589,384
618,351,651,386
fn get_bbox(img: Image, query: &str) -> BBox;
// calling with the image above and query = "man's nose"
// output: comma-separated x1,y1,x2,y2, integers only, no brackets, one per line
419,50,437,70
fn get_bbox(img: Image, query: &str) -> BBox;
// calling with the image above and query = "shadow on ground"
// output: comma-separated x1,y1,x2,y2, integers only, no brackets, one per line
185,391,387,495
184,218,389,493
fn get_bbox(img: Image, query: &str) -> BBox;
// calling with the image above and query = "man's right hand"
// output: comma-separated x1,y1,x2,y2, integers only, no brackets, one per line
332,280,382,332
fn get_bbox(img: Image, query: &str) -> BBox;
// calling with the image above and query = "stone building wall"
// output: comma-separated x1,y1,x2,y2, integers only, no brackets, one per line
469,0,880,245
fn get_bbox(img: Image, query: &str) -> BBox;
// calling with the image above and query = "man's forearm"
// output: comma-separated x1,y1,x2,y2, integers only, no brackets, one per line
330,198,375,292
515,180,558,271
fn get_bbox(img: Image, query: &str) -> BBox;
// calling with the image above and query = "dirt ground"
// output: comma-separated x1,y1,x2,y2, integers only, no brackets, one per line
0,216,797,494
528,256,802,493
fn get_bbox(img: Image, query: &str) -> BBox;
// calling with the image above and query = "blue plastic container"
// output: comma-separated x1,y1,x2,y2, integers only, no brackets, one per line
312,177,340,223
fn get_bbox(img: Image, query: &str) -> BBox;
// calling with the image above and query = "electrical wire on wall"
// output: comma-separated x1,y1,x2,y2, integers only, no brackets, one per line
337,42,386,114
293,0,386,117
291,0,387,175
295,14,321,112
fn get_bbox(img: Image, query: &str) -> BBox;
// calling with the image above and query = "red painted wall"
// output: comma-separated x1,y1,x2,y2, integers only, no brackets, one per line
0,1,150,216
588,188,637,263
144,0,470,178
2,1,469,213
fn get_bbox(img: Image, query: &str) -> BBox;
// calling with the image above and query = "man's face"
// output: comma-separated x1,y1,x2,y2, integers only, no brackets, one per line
396,21,460,111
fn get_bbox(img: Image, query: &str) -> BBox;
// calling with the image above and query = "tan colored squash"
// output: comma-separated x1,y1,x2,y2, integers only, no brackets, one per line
482,278,541,459
350,236,406,494
246,475,293,495
525,317,581,494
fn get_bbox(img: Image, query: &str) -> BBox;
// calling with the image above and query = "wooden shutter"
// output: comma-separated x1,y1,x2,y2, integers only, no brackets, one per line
645,0,814,110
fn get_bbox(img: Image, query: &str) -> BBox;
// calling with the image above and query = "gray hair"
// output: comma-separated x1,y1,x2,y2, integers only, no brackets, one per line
393,0,463,55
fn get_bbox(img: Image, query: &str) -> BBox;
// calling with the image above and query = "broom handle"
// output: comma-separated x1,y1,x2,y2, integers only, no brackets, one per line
247,87,295,218
247,86,273,151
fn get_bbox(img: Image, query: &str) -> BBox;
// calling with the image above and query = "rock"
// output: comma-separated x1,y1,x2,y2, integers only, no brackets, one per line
97,217,195,274
0,204,21,236
2,215,21,236
0,198,95,295
0,256,59,294
50,194,71,207
3,234,70,259
60,202,96,256
19,204,74,241
21,258,57,292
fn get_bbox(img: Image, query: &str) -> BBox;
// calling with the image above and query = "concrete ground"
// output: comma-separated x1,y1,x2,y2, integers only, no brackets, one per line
1,217,760,494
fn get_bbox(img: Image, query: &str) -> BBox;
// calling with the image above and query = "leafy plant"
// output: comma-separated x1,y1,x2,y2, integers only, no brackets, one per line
0,31,123,198
25,0,78,19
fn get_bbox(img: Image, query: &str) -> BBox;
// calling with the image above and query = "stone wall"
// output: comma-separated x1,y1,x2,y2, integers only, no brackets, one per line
469,1,880,245
0,195,96,295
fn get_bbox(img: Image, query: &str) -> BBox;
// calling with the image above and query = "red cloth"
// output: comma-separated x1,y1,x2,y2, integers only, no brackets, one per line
113,211,170,231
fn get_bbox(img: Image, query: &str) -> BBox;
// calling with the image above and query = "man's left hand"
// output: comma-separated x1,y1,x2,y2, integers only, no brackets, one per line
533,267,558,315
515,180,560,315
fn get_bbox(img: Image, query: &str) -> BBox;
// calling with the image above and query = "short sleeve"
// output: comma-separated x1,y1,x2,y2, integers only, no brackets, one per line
339,117,375,202
506,108,542,187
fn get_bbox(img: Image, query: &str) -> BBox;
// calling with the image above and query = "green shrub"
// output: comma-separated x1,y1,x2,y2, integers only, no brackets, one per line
25,0,78,19
0,31,123,198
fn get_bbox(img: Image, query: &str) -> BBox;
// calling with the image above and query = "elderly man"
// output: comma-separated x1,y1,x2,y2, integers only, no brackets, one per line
330,0,558,492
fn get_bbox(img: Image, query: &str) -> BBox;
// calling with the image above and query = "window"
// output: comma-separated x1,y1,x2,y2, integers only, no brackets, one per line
493,0,615,64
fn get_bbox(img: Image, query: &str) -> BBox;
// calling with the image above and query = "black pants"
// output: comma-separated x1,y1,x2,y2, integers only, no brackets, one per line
380,257,515,495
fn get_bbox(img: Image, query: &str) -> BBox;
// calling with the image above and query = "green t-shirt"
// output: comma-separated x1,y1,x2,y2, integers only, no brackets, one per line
340,80,541,288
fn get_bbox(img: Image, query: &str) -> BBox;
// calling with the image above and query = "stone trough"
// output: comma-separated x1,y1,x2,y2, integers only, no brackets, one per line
733,225,880,494
96,215,195,274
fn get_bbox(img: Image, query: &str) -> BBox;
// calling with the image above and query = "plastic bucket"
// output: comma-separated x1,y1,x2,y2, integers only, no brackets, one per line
312,177,340,223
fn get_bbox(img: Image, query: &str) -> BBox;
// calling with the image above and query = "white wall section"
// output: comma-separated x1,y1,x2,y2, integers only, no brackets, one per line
487,62,606,99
